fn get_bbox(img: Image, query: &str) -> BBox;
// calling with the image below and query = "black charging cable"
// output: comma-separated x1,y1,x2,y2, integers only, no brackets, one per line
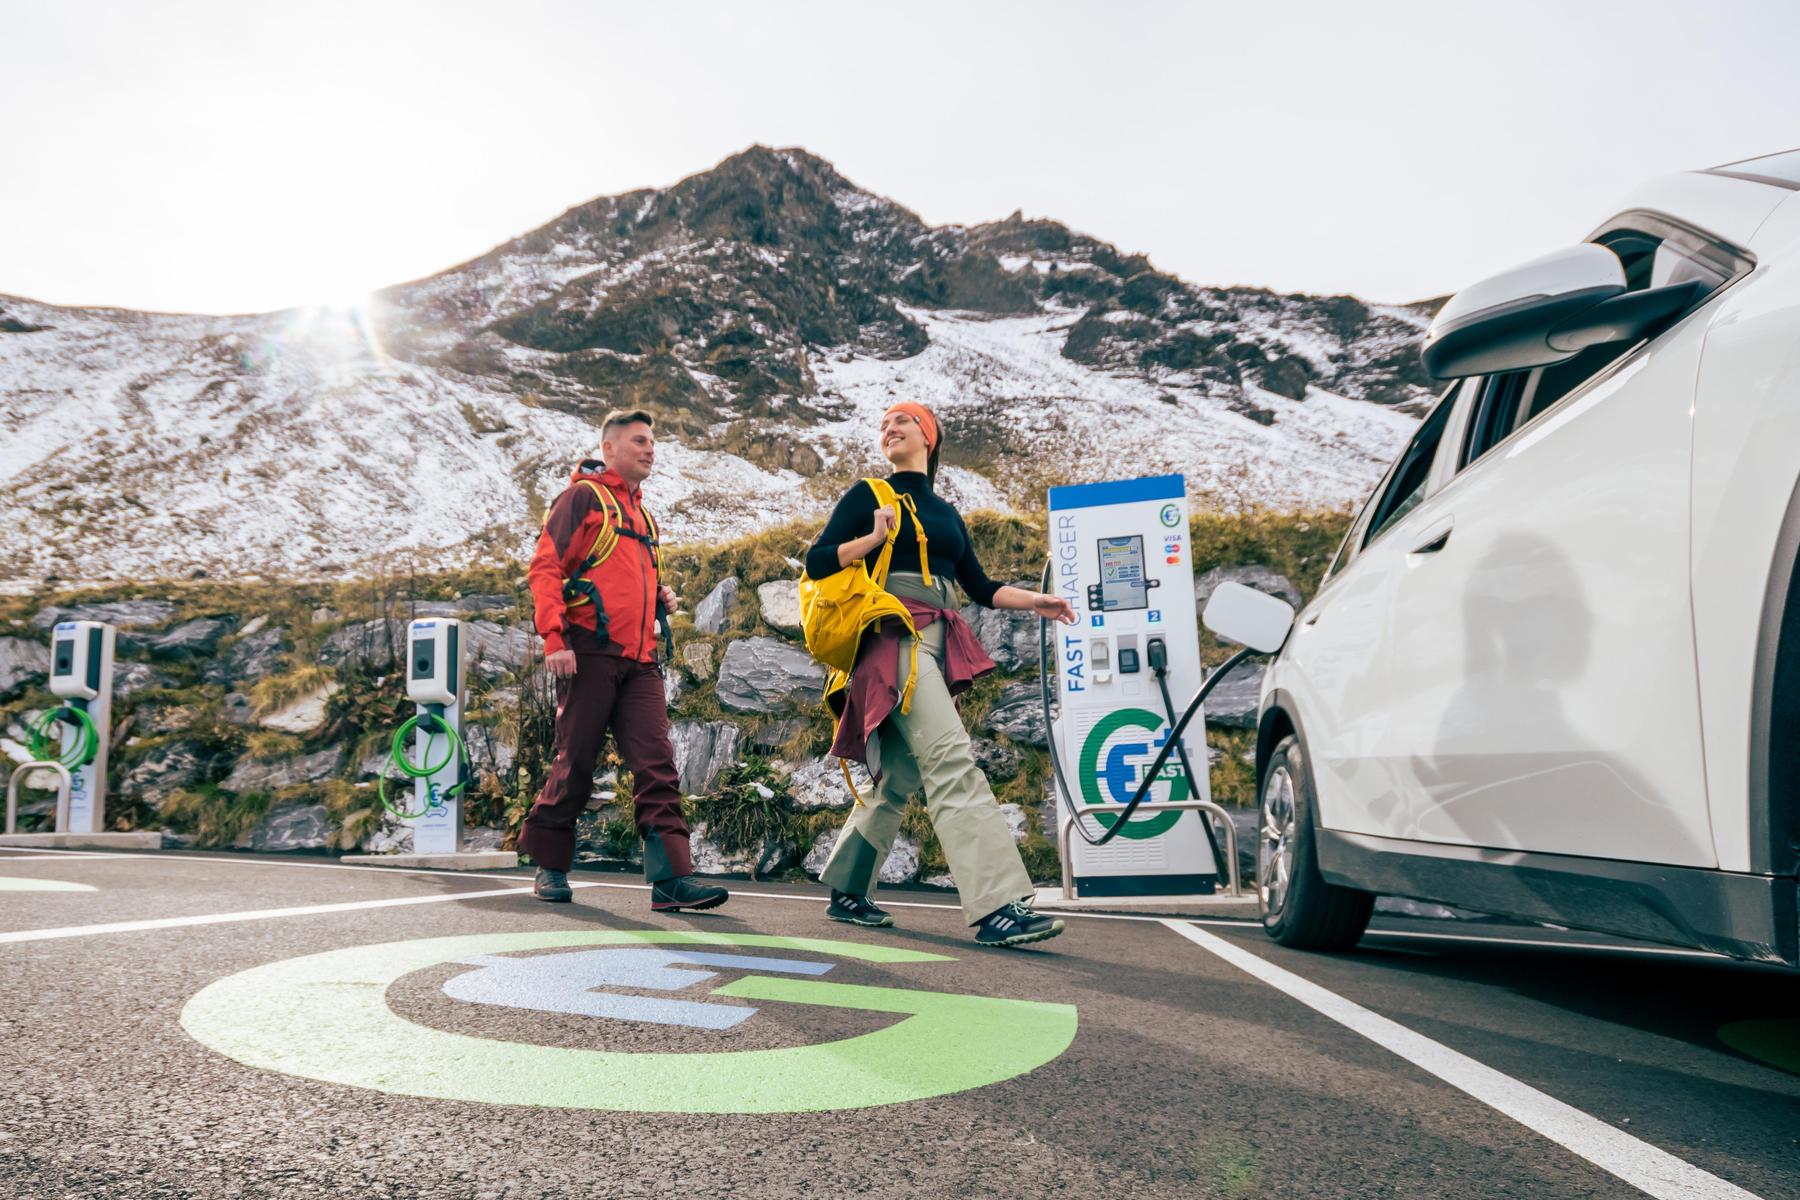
1037,561,1255,850
1146,636,1229,871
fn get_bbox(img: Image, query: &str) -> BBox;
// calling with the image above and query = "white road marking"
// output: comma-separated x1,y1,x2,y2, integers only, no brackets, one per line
1161,919,1762,1200
0,884,559,945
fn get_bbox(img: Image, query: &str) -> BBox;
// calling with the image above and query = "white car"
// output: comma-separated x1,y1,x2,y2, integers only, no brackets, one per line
1256,149,1800,965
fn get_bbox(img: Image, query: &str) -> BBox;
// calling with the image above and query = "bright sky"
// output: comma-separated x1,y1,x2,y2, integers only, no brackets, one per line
3,0,1798,315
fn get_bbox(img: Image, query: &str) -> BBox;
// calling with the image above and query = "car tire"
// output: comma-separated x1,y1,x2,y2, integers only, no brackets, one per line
1259,732,1374,950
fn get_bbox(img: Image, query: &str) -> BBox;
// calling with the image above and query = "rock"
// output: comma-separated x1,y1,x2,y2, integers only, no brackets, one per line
260,684,339,734
1194,565,1304,612
311,606,340,624
465,825,508,852
355,750,388,779
716,637,826,713
31,599,177,630
222,747,345,794
359,816,413,855
679,641,716,679
746,717,808,752
663,669,685,709
669,720,741,795
119,742,207,807
783,756,871,811
126,615,236,662
969,736,1023,779
688,822,794,878
137,703,202,735
1201,661,1266,730
959,587,1041,671
998,802,1029,842
239,801,330,853
692,577,739,635
221,692,256,726
803,827,918,883
757,580,802,632
462,726,517,779
979,680,1048,747
0,637,45,699
202,627,287,686
238,615,269,637
922,872,956,889
464,620,533,679
317,618,407,671
112,662,174,700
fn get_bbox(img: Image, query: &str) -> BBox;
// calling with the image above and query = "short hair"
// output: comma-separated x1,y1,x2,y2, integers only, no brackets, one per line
600,409,654,439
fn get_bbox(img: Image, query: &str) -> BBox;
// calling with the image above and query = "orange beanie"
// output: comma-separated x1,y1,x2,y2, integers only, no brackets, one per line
882,401,939,451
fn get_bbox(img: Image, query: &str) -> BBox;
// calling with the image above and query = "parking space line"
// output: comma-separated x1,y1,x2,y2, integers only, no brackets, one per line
1161,919,1761,1200
0,884,542,946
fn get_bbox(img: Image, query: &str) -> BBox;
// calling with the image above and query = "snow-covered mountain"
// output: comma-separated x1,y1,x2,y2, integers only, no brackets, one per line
0,146,1432,582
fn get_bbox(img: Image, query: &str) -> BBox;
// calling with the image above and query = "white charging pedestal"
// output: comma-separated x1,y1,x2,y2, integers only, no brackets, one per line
1035,475,1254,915
2,621,159,849
342,618,516,871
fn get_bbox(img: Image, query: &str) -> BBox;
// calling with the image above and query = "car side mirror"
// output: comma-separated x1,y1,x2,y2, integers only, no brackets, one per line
1203,581,1295,654
1421,243,1708,381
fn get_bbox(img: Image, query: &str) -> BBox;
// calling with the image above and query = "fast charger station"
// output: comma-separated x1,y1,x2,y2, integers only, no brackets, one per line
2,621,159,849
341,618,516,871
1035,475,1256,916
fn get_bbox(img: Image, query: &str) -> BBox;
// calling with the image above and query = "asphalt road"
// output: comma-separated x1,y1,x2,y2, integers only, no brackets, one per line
1,848,1795,1200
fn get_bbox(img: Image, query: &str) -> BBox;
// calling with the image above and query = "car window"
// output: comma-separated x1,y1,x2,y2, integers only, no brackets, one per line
1457,218,1749,470
1363,395,1456,549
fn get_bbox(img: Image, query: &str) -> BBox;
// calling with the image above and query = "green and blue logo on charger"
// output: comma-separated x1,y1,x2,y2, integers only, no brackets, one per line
1077,707,1189,839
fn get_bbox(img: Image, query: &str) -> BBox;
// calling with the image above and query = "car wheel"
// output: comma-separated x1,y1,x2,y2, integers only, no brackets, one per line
1259,733,1374,950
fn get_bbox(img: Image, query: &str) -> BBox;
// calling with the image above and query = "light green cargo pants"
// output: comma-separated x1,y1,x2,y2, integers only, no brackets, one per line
819,573,1037,925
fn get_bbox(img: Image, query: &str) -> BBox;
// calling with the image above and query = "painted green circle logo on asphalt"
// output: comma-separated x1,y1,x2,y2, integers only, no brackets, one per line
1078,707,1188,838
180,930,1077,1113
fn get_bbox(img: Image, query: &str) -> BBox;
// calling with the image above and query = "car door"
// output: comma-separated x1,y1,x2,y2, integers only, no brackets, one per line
1280,394,1462,836
1371,219,1744,866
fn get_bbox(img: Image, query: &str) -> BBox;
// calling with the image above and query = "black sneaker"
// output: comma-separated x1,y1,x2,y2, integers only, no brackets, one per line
651,875,730,912
533,867,572,903
974,902,1064,948
827,889,894,928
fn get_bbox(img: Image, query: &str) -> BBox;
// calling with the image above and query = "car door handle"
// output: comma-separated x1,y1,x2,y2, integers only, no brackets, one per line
1409,517,1454,555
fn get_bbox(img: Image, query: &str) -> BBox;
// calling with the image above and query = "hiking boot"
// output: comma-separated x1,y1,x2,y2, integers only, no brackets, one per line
533,867,572,903
826,889,894,928
651,875,730,912
974,902,1064,948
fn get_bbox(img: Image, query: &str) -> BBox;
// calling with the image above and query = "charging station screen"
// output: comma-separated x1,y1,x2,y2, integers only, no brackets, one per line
1096,536,1149,611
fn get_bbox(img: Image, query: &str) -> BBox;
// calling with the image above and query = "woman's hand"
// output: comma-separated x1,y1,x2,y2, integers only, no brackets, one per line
837,505,899,568
1028,592,1078,624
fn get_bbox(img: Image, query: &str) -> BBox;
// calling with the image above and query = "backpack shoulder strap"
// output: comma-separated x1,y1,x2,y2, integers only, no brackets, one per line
861,477,931,588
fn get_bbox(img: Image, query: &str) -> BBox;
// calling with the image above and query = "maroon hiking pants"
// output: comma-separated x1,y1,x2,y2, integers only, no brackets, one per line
517,652,691,879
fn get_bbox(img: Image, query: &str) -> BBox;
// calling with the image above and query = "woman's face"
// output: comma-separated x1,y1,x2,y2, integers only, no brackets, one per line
879,409,930,466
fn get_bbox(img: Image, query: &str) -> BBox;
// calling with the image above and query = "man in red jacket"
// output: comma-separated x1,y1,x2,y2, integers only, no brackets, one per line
520,409,728,912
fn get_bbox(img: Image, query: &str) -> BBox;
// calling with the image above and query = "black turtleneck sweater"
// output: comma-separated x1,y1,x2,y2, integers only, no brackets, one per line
805,472,1003,607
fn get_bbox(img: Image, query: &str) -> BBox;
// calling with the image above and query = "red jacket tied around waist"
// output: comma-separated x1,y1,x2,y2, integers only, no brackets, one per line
529,463,661,661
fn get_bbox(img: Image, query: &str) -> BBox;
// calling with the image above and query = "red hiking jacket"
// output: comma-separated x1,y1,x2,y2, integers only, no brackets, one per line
529,463,661,661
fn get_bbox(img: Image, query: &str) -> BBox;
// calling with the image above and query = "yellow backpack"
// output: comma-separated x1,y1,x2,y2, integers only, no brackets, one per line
799,478,932,801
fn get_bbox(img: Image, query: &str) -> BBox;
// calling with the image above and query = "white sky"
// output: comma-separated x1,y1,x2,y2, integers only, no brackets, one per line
3,0,1798,315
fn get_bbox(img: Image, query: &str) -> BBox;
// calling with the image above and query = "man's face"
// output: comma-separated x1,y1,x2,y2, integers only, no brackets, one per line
602,420,656,484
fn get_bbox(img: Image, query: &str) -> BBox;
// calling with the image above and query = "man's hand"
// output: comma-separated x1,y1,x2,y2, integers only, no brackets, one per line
658,584,678,613
546,648,578,678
